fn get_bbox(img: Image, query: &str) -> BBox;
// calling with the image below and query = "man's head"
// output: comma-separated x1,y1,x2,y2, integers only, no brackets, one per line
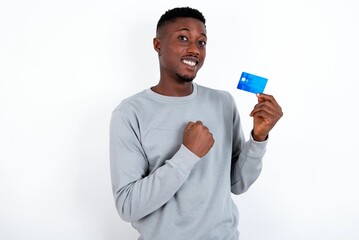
154,7,207,83
156,7,206,35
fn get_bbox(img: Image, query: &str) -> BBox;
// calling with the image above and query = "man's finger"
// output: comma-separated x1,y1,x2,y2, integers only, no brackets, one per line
257,94,282,111
185,121,195,130
195,120,203,125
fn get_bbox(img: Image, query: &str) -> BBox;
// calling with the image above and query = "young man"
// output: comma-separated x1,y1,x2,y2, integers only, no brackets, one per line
110,7,282,240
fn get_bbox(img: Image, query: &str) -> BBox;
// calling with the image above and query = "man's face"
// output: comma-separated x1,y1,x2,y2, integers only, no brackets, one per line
154,17,207,83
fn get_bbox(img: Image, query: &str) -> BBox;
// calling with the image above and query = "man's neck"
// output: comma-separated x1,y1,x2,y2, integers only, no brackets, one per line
151,81,193,97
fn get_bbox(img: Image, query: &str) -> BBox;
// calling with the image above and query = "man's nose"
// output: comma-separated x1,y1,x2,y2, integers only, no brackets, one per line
186,41,200,55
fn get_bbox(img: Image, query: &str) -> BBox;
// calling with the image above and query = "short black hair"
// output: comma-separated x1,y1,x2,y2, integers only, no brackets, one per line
156,7,206,33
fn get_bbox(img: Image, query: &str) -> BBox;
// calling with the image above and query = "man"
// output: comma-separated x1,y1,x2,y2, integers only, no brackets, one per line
110,7,283,240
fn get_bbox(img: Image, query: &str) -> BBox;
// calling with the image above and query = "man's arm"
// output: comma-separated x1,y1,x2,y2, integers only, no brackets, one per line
230,94,282,194
110,111,213,222
230,130,267,195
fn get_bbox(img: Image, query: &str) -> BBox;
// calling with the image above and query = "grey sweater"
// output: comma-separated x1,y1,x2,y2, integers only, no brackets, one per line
110,83,267,240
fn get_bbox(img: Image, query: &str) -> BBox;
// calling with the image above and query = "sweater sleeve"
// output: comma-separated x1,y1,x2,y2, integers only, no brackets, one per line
230,96,268,195
110,109,200,222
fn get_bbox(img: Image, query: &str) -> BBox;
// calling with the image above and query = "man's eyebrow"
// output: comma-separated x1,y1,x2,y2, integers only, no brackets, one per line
177,27,207,38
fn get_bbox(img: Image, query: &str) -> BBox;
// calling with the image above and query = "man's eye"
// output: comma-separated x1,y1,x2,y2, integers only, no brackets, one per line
198,40,206,46
178,36,188,41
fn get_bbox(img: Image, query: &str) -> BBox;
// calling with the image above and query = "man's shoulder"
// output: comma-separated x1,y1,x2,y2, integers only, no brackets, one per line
112,89,148,112
197,84,234,101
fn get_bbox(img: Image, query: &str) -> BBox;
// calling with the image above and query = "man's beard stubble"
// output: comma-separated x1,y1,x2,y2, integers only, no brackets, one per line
176,73,195,83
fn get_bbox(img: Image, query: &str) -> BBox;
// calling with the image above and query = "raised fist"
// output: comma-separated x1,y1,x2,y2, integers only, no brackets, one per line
183,121,215,158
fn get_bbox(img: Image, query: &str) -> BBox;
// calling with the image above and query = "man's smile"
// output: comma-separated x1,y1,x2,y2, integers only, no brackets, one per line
181,56,199,67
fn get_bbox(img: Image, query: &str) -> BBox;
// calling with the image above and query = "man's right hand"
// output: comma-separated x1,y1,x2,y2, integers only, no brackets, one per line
183,121,215,158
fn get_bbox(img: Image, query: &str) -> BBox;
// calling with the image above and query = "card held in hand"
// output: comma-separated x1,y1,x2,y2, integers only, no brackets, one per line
237,72,268,94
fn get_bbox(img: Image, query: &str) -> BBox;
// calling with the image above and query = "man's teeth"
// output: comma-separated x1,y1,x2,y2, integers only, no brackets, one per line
182,60,196,66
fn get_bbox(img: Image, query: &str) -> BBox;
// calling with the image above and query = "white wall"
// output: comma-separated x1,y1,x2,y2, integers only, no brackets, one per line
1,0,358,239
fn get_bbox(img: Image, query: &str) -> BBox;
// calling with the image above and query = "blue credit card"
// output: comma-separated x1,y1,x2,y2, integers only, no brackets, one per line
237,72,268,94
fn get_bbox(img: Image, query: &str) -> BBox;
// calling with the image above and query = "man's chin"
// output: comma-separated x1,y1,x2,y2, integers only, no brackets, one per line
176,73,195,82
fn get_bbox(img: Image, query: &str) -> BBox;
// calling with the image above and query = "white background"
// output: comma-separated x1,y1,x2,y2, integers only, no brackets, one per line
1,0,358,239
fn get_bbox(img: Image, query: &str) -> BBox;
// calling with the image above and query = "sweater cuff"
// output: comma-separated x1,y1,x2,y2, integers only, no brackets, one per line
248,133,268,157
165,144,200,175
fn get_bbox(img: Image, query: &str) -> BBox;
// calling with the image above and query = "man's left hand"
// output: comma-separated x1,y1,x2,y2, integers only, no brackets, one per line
250,94,283,141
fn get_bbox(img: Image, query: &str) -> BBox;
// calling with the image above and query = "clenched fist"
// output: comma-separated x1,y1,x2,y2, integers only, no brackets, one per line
183,121,215,158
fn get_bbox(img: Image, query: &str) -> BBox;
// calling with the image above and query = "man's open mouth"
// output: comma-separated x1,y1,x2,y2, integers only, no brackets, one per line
182,57,199,67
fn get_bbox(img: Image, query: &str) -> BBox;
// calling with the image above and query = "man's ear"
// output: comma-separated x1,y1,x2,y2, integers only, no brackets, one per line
153,37,161,54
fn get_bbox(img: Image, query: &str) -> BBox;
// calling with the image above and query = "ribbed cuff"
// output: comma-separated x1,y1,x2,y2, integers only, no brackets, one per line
166,144,201,175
